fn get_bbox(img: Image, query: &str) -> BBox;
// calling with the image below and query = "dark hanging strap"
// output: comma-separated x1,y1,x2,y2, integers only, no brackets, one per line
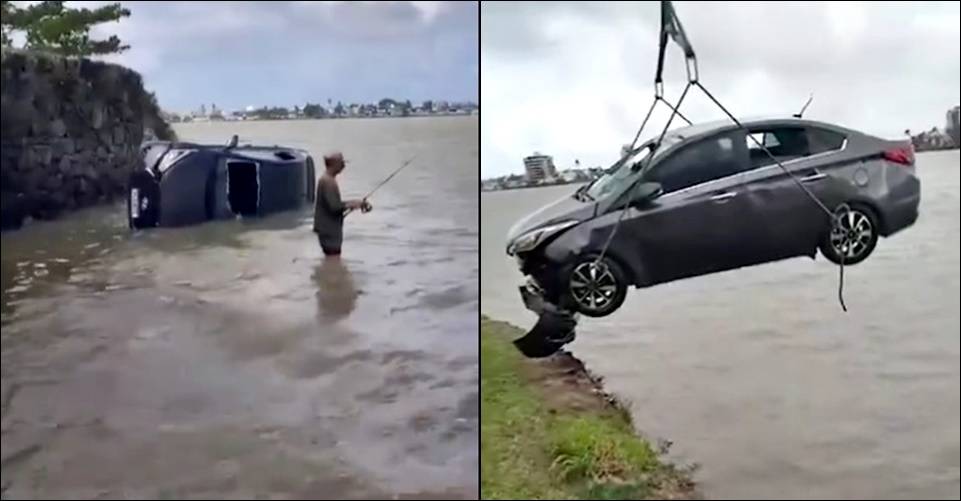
594,0,850,312
595,82,692,269
656,1,698,86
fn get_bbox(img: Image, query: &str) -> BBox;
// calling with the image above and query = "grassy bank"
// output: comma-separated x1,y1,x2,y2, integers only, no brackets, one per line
480,316,697,500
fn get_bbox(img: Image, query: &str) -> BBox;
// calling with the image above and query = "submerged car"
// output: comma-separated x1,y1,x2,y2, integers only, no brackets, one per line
128,138,316,229
506,117,921,318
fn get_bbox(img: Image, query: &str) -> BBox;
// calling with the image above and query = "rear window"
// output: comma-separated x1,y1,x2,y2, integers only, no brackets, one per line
807,128,846,154
743,126,845,169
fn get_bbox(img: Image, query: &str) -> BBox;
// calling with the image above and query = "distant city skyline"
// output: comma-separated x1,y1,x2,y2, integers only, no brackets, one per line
165,98,478,116
162,97,478,123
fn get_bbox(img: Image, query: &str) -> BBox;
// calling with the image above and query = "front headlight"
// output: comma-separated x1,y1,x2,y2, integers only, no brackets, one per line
507,220,578,255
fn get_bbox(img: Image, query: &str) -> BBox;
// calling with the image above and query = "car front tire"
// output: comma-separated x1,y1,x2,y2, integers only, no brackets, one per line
819,204,879,265
563,255,628,317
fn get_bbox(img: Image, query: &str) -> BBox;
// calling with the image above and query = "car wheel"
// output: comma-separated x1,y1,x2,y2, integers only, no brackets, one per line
819,204,879,265
564,256,628,317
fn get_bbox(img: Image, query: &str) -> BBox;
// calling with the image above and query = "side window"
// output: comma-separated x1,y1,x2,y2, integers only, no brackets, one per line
746,131,781,149
746,132,783,168
745,127,809,168
807,127,846,154
645,131,745,193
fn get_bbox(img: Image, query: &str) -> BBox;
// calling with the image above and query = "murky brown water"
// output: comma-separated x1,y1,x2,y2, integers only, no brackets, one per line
482,150,960,499
2,117,479,499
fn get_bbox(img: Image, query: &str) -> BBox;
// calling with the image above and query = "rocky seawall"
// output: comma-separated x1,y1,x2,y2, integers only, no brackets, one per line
1,49,174,230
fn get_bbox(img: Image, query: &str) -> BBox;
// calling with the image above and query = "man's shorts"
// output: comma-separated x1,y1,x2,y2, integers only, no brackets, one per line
317,235,341,256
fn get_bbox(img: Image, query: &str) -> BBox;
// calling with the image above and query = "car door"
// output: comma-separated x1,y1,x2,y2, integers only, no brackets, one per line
736,126,847,263
615,130,760,284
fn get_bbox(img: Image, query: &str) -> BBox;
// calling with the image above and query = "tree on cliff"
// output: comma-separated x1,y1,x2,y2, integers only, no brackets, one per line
1,1,130,56
0,1,12,47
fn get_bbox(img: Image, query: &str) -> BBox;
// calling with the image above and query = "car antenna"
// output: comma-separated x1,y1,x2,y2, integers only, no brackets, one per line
793,93,813,119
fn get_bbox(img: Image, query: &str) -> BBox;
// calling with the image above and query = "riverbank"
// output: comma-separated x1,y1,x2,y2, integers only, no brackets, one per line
480,316,697,500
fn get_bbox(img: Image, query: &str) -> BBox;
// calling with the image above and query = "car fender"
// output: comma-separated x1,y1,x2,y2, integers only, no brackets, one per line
542,217,651,287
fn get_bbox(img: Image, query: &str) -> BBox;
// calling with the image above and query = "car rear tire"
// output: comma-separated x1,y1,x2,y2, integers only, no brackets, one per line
564,255,628,317
819,204,879,265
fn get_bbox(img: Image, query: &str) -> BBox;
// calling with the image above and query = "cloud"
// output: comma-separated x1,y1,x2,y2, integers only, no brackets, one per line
60,1,477,111
481,1,961,177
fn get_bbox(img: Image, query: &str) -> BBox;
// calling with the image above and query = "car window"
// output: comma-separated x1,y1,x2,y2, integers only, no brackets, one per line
643,131,746,193
745,126,846,169
746,132,780,150
745,127,810,169
807,127,846,154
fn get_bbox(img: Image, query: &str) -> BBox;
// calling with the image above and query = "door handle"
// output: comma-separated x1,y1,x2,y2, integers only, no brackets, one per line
800,171,826,182
710,191,737,202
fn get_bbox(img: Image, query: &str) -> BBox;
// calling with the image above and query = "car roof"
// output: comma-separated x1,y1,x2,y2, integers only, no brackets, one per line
662,117,855,143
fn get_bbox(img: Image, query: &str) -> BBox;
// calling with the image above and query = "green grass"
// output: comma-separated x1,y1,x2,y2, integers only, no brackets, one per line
481,316,693,500
481,317,567,499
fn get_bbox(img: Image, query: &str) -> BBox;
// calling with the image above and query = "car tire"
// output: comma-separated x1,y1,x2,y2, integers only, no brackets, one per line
819,203,879,266
563,255,628,318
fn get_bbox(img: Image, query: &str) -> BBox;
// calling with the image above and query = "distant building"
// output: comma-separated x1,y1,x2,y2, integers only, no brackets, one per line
946,105,960,147
523,152,558,183
559,169,581,183
910,127,953,151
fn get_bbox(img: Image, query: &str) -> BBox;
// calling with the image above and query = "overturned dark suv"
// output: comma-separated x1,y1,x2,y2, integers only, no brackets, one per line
507,117,920,318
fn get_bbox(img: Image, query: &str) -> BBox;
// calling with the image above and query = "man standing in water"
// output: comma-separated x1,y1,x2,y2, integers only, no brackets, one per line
313,152,371,256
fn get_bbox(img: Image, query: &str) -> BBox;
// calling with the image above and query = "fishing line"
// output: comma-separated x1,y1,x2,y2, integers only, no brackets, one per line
344,154,418,216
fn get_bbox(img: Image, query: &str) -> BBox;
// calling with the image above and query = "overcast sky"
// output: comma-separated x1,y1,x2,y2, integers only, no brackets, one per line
481,1,961,178
53,1,478,112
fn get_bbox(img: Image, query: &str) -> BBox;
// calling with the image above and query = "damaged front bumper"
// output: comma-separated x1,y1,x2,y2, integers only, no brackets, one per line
519,279,549,315
513,279,579,358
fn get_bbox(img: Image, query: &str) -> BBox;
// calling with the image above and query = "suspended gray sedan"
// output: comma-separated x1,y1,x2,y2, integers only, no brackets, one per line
506,117,920,319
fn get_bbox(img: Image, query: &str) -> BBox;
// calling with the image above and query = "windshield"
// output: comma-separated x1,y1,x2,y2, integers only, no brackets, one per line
580,135,684,201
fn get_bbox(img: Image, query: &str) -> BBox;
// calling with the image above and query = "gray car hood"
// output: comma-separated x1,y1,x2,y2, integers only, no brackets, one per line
506,191,596,247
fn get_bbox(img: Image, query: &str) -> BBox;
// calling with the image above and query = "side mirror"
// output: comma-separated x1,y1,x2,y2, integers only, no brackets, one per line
630,182,663,207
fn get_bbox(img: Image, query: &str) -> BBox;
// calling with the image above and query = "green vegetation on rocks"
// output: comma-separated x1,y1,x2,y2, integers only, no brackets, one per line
1,49,173,229
481,316,697,500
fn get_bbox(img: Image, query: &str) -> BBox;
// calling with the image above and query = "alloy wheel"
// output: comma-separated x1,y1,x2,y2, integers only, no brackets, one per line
569,261,618,312
830,209,874,260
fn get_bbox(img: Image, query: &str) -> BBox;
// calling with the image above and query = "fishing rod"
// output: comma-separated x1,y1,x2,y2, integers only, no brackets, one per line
344,154,418,215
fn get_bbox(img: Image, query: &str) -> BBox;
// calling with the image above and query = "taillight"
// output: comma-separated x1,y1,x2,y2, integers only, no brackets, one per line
883,146,914,166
